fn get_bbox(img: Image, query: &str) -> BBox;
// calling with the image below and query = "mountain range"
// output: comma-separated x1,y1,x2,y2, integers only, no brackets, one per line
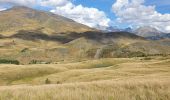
0,6,170,64
147,33,170,40
105,26,169,38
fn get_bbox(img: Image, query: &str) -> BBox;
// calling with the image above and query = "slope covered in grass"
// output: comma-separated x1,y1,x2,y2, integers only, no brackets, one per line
0,78,170,100
0,57,170,99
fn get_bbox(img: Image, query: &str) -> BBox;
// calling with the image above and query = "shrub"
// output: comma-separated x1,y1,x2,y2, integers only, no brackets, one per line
29,60,38,64
143,57,152,60
0,59,20,65
57,81,61,84
148,54,168,57
114,49,147,58
45,78,51,84
129,51,146,57
21,48,29,53
29,60,51,64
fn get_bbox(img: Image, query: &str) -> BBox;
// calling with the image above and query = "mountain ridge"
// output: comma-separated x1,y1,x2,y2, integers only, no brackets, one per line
0,6,96,36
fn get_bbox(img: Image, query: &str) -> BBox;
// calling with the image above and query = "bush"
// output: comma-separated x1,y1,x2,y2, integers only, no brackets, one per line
29,60,38,64
129,51,146,57
45,78,51,84
29,60,51,64
149,54,168,57
0,59,20,65
114,49,147,58
57,81,61,84
21,48,29,53
143,57,152,60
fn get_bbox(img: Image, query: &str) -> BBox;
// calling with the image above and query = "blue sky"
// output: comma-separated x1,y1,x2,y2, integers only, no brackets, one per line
0,0,170,32
74,0,170,18
73,0,117,20
145,0,170,13
73,0,170,31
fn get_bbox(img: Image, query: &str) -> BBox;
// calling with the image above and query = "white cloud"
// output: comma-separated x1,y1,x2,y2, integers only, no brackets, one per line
0,0,37,6
0,0,70,6
40,0,69,7
112,0,170,32
50,1,111,29
0,7,6,11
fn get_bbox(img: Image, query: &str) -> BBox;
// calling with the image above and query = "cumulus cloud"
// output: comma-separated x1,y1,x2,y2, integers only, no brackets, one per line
40,0,70,7
112,0,170,32
0,0,37,6
50,1,111,29
0,0,69,6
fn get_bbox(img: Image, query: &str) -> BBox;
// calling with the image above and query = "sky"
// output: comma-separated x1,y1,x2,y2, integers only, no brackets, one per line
0,0,170,32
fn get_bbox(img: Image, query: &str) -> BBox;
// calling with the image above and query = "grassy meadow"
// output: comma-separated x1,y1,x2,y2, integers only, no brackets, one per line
0,6,170,100
0,56,170,100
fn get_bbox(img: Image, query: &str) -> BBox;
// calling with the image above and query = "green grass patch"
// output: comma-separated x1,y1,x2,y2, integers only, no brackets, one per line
90,62,113,68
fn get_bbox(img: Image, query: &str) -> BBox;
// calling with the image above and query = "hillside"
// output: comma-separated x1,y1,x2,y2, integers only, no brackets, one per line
0,57,170,100
0,6,170,64
0,6,95,36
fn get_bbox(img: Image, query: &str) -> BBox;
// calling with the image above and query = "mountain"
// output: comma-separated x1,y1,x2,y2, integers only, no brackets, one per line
0,6,170,64
134,26,163,37
103,26,132,33
0,6,95,36
147,33,170,40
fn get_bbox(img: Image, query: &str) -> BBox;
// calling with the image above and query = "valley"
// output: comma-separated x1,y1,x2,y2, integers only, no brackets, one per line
0,6,170,100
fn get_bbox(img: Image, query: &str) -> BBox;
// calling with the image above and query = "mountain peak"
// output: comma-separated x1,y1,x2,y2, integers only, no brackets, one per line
134,26,163,37
10,6,32,10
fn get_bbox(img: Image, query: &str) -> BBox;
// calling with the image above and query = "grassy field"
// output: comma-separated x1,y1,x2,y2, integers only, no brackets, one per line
0,56,170,100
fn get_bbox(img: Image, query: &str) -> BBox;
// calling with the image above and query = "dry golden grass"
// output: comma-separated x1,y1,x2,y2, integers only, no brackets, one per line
1,6,170,100
0,64,67,85
0,79,170,100
0,57,170,100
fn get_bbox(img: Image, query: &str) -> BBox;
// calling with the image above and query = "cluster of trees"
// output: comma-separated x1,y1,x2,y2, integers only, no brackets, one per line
0,59,20,65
